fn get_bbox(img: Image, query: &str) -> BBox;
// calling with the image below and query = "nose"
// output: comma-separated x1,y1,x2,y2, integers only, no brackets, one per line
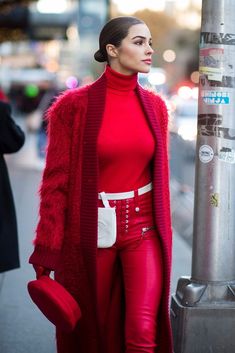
146,44,154,54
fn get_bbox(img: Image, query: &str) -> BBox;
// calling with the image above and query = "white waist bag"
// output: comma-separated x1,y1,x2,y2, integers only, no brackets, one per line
98,192,117,248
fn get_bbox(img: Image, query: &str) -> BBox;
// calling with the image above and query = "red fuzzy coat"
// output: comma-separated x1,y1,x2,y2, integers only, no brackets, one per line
29,71,173,353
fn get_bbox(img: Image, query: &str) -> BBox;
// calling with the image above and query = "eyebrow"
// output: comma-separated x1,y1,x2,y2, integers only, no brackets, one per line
131,35,152,41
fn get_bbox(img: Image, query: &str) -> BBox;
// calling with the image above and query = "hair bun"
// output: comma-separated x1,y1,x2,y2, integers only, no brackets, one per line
94,49,106,63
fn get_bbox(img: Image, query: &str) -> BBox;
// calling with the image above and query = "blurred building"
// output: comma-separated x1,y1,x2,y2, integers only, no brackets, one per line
0,0,201,112
0,0,110,113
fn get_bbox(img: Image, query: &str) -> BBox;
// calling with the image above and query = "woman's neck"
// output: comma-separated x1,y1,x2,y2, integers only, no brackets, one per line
105,65,137,92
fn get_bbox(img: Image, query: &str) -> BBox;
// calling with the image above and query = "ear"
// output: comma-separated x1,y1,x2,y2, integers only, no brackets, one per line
106,44,119,58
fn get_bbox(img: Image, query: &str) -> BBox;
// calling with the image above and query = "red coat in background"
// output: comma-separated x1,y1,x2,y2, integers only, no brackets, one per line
29,72,173,353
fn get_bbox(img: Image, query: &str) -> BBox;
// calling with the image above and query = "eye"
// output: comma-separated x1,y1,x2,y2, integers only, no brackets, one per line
134,40,144,46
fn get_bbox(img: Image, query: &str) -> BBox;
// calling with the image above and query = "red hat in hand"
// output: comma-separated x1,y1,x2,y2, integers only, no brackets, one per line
28,276,81,332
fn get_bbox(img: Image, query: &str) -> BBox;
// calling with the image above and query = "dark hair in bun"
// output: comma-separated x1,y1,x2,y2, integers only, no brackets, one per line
94,16,144,63
94,49,107,63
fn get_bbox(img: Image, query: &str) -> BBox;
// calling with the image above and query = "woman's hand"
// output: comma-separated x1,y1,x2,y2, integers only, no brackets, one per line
33,264,51,279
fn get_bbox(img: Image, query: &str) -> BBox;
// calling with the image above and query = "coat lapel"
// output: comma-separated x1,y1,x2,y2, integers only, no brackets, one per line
80,73,107,298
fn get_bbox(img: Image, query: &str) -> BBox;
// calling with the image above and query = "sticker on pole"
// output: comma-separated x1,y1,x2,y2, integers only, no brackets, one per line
210,193,219,207
201,90,230,105
199,145,214,163
218,147,235,163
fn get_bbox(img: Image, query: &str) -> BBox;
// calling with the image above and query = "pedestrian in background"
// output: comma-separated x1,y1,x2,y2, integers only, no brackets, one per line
29,16,173,353
0,98,25,272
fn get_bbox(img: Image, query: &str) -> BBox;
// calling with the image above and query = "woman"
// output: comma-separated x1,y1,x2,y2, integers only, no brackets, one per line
29,16,173,353
0,99,25,272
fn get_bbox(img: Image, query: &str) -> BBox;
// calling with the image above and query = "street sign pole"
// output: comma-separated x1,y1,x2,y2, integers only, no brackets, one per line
171,1,235,352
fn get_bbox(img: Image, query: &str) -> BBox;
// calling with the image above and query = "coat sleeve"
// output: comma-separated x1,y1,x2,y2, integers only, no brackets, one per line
0,101,25,154
29,91,76,270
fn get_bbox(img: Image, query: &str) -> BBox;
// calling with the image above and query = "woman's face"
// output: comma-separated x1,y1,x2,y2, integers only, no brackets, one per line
108,23,154,75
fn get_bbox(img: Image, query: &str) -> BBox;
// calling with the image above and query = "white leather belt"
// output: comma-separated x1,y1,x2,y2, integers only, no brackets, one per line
98,182,152,201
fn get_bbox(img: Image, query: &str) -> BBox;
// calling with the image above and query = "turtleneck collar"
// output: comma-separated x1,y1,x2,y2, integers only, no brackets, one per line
105,65,137,92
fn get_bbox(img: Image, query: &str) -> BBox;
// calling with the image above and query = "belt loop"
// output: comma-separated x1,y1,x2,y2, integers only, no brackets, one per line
134,189,138,198
134,189,140,213
100,192,111,208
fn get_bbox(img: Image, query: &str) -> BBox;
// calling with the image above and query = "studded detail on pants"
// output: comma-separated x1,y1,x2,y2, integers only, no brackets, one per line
97,190,163,353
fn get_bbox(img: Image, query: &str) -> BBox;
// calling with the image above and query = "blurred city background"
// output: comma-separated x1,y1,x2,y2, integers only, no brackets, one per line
0,0,201,352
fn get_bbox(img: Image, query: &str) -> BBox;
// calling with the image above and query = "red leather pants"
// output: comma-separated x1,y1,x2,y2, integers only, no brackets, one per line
97,190,163,353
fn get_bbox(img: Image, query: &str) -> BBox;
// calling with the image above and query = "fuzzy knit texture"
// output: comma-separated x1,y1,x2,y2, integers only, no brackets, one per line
29,70,173,353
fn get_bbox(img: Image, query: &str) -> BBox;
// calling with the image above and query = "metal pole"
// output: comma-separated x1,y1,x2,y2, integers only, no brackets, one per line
171,1,235,352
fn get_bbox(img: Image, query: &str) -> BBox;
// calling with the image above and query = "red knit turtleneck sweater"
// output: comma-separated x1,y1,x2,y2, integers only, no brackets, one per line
98,65,155,193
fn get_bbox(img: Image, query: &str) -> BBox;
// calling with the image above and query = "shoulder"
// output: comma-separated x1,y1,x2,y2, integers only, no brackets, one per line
143,87,168,112
137,84,167,108
45,86,91,129
50,85,89,115
140,86,169,127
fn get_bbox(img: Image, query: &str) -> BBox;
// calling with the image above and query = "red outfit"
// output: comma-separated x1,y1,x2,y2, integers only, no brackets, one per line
29,68,173,353
98,65,155,192
97,190,163,353
97,66,162,352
